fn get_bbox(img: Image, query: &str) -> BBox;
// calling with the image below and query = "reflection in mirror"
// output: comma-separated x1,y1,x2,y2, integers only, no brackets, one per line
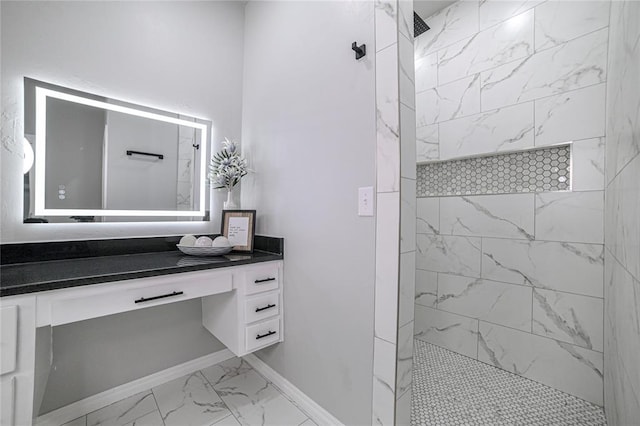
23,78,211,223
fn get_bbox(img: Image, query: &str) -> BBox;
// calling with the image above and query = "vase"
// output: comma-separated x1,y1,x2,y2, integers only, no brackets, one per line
224,189,238,210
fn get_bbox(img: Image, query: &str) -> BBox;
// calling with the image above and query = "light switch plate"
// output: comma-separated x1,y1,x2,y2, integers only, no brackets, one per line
358,186,374,216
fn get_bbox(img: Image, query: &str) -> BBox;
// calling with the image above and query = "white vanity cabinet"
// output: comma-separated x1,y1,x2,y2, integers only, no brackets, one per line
202,262,283,356
0,297,37,426
0,259,283,425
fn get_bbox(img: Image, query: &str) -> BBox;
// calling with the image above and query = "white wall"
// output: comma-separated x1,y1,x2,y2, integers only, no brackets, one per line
1,1,245,242
240,2,376,424
604,0,640,423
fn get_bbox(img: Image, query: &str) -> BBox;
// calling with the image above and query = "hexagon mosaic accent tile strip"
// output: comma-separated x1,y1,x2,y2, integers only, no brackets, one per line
416,145,571,197
410,340,606,426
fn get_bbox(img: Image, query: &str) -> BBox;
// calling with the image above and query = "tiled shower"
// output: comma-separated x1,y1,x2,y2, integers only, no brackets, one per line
411,0,639,424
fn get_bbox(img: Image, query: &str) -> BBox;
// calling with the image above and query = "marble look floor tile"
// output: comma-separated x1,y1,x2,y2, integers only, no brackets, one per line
416,234,481,277
123,410,163,426
481,28,608,111
213,414,242,426
152,372,230,426
532,288,603,352
535,191,604,244
201,358,253,387
479,0,543,31
439,194,535,240
438,10,533,86
534,84,606,147
534,1,610,51
572,138,605,191
414,305,478,358
437,274,532,331
62,417,87,426
415,0,479,57
439,102,534,159
416,197,439,235
86,391,158,426
213,370,308,426
482,238,604,297
416,74,481,126
416,124,438,162
415,53,437,93
411,340,606,425
478,322,604,405
415,270,437,307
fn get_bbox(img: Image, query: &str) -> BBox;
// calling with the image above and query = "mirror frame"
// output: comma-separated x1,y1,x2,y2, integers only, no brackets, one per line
25,78,211,219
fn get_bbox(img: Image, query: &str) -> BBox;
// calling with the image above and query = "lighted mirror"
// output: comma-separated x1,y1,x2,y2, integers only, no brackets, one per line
23,78,211,223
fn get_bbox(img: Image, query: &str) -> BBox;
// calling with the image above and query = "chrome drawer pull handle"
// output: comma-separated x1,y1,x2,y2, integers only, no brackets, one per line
255,303,276,313
256,330,276,340
135,291,184,304
254,277,276,284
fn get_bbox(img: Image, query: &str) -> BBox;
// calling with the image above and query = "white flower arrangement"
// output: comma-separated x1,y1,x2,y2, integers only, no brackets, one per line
208,138,248,190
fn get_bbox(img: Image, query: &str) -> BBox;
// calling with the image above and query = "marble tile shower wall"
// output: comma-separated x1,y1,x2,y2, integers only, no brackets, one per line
372,1,416,425
603,0,640,423
413,0,610,406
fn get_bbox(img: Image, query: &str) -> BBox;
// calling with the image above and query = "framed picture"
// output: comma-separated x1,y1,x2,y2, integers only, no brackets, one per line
221,210,256,252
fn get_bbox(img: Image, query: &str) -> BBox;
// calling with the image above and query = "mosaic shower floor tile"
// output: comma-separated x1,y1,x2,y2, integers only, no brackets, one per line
411,339,606,425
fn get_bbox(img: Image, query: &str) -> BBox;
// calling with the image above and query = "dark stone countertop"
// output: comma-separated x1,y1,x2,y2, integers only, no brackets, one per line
0,235,283,297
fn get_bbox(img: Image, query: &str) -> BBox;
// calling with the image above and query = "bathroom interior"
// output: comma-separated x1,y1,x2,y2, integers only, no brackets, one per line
0,0,638,425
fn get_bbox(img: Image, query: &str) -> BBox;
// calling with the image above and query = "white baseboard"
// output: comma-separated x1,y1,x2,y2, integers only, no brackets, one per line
243,353,344,426
36,349,234,426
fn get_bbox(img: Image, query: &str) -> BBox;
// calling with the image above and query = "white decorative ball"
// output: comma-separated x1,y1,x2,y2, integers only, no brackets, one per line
212,236,232,248
194,236,213,247
179,234,197,246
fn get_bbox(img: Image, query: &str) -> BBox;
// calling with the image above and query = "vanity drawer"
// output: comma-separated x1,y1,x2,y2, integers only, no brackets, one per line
48,270,232,326
245,317,280,352
244,291,280,324
244,265,279,295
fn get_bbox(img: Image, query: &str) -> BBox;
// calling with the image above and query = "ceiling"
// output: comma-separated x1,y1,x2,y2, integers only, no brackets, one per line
414,0,457,20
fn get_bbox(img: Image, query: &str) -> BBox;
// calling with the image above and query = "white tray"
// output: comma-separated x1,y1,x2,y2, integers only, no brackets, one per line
176,245,233,257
